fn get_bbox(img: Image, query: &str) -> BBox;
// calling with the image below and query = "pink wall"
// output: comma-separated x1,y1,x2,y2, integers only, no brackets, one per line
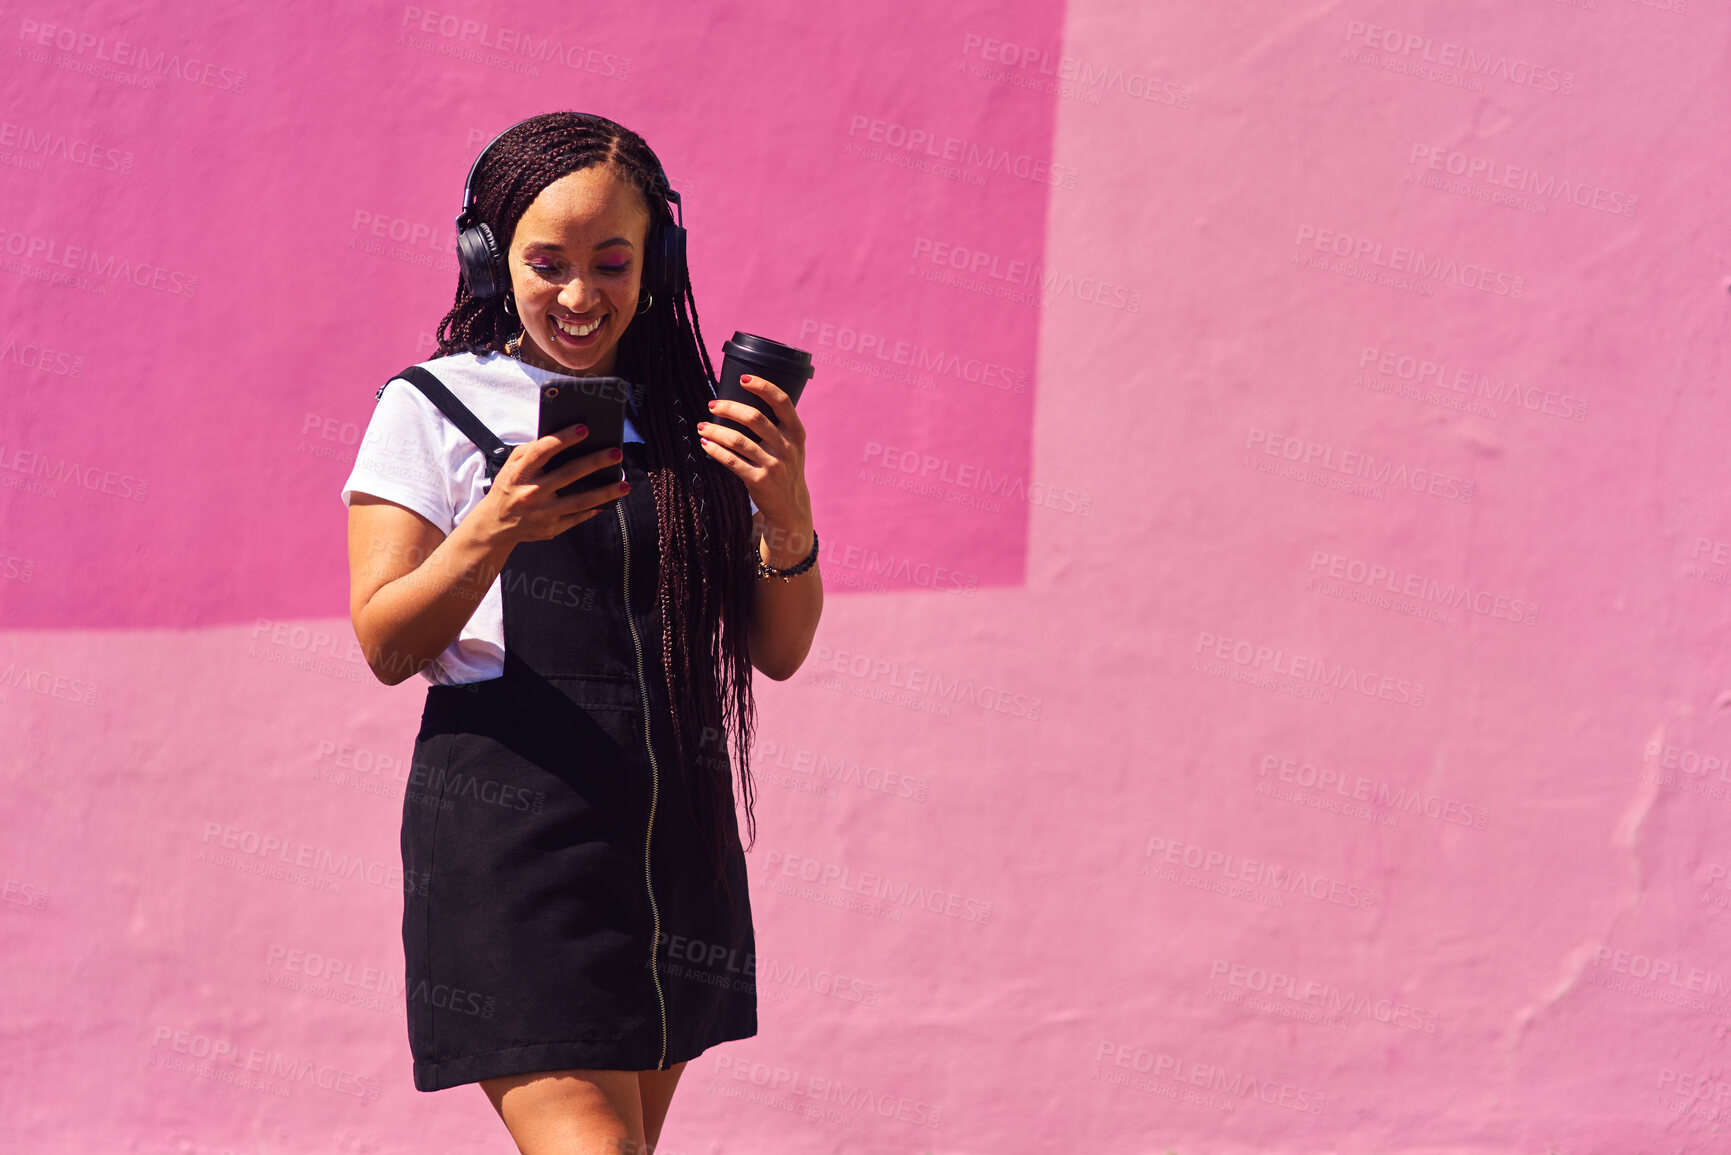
3,1,1729,1151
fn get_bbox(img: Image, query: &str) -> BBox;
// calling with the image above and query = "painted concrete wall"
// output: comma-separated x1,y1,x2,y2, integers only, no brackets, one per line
3,1,1728,1151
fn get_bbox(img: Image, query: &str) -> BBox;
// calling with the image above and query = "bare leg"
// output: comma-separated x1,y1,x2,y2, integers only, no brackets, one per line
480,1068,646,1155
637,1060,688,1151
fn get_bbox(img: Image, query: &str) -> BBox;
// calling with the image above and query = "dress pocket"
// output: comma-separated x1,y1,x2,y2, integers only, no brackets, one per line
544,672,640,712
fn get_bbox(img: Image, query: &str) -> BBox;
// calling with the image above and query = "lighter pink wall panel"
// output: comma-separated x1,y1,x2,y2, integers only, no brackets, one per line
4,1,1729,1153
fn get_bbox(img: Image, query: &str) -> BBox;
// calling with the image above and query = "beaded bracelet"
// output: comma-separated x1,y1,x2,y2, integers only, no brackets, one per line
756,530,820,581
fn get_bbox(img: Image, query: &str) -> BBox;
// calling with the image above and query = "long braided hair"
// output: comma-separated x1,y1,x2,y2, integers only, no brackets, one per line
432,111,758,905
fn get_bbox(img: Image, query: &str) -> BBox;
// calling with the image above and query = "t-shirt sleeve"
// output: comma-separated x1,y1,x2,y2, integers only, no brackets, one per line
340,378,456,534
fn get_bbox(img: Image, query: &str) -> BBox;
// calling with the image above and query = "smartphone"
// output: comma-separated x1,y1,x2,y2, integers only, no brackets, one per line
537,376,632,497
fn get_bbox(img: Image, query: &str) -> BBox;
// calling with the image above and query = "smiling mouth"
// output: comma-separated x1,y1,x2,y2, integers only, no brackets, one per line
550,313,604,340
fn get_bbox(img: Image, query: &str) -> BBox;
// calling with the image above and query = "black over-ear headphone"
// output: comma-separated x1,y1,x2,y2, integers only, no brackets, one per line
453,114,687,306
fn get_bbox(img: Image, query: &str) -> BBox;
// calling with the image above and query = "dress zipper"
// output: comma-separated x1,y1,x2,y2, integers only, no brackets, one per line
616,499,670,1071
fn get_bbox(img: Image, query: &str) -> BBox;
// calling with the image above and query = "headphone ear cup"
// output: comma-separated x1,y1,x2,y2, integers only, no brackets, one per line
457,221,504,298
654,221,687,301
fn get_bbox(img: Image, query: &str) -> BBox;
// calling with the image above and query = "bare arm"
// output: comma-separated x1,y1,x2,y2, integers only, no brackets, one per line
745,512,823,681
346,426,631,686
347,497,517,685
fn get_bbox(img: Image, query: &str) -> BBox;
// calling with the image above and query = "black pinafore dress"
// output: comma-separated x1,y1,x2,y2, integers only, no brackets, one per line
391,366,757,1092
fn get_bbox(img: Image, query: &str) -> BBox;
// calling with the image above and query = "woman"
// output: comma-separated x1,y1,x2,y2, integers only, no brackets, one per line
341,111,822,1153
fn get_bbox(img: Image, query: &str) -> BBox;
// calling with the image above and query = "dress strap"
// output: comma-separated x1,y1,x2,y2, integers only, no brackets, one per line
384,364,515,481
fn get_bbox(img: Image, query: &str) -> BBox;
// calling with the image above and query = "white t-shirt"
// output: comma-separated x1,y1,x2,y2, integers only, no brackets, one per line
341,350,753,686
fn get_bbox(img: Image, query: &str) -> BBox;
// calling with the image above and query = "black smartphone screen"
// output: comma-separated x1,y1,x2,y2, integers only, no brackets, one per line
537,376,631,497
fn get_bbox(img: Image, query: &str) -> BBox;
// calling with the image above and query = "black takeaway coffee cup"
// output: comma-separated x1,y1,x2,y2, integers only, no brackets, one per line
713,331,815,443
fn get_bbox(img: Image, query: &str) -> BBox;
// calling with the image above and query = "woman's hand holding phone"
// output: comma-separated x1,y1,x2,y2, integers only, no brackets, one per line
478,422,630,544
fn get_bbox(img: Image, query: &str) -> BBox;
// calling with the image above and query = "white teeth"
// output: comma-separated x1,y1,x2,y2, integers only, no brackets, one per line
552,315,602,339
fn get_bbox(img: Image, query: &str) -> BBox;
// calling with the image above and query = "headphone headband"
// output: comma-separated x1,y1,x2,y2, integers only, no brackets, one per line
455,120,521,233
457,115,680,227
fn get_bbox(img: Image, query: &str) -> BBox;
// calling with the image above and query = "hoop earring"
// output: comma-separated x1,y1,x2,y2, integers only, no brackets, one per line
635,290,654,315
501,292,517,317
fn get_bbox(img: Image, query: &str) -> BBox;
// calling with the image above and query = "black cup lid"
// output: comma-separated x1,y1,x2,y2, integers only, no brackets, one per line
723,331,813,375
